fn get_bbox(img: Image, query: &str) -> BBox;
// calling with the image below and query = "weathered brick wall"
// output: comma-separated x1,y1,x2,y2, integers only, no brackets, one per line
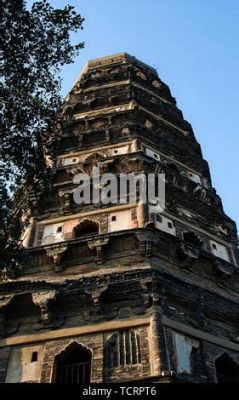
40,334,103,383
40,326,151,383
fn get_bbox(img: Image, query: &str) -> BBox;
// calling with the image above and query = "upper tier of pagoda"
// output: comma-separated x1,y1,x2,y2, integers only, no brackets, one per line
22,53,237,272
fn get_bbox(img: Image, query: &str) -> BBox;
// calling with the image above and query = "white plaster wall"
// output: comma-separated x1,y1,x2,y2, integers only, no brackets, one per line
174,333,199,374
145,147,161,161
58,153,91,166
61,156,80,166
5,345,45,383
57,144,131,167
154,214,176,236
41,223,64,245
108,210,131,232
210,240,230,262
107,145,129,156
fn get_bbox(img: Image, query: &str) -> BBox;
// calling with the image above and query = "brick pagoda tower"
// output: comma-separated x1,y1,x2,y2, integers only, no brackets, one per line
0,53,238,383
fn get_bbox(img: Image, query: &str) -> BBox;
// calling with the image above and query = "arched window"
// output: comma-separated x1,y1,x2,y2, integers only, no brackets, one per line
183,231,203,248
105,330,141,369
73,220,99,238
215,354,239,383
53,342,92,384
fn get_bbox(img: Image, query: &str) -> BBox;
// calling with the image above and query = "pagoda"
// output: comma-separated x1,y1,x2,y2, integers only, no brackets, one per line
0,53,238,383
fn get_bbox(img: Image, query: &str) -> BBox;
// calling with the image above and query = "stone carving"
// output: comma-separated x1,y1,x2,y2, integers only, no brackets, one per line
84,284,108,307
46,244,68,271
139,276,152,306
214,259,234,277
136,70,147,81
152,80,161,89
88,237,109,264
32,290,58,325
177,242,200,266
59,191,72,211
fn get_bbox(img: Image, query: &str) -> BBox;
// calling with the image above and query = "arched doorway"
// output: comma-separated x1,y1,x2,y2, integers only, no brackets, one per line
215,353,239,383
53,342,92,383
73,220,99,238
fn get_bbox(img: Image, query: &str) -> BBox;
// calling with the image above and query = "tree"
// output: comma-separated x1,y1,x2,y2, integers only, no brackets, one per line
0,0,84,277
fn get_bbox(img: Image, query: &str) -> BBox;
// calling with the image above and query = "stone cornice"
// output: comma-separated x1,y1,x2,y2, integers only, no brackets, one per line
0,265,238,305
0,317,150,348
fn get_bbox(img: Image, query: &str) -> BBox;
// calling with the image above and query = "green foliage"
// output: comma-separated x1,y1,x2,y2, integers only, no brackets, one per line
0,0,84,276
0,185,26,279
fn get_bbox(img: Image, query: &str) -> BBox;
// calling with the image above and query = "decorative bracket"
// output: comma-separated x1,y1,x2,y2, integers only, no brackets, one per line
88,237,109,264
59,191,72,211
214,259,234,277
32,290,58,325
139,276,152,306
46,244,68,272
140,276,152,291
84,284,108,308
177,243,199,267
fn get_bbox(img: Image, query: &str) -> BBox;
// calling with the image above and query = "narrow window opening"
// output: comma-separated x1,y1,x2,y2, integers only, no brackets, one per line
111,216,117,221
31,352,38,362
156,215,162,223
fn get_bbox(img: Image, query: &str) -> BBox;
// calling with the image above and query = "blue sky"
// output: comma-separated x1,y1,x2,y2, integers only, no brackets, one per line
28,0,239,230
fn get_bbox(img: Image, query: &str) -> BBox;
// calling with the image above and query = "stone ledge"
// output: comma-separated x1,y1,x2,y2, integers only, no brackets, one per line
0,317,150,348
